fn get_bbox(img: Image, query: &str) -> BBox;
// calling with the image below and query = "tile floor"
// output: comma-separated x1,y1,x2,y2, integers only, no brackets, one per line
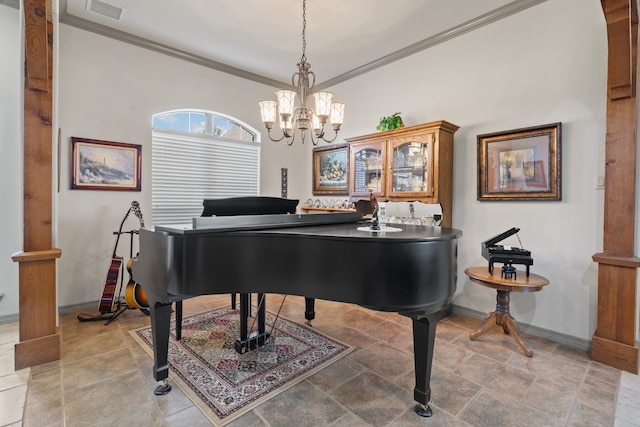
1,294,640,426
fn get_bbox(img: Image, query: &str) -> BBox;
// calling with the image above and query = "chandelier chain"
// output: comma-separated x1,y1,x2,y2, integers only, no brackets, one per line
301,0,307,62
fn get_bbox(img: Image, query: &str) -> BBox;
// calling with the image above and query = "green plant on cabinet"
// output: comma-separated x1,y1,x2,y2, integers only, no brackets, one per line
377,113,404,131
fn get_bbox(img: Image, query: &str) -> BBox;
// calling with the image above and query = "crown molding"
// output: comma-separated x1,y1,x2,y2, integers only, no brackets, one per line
0,0,19,9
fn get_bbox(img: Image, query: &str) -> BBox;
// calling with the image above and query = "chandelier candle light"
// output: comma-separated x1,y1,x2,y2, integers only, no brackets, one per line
259,0,345,145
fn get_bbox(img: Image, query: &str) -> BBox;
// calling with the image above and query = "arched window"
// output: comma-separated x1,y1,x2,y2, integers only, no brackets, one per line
151,109,260,224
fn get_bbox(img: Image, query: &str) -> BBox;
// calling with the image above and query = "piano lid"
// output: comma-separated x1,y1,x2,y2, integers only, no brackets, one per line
155,212,364,234
482,227,520,247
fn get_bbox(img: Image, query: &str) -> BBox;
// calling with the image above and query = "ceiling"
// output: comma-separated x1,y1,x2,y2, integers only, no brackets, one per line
38,0,546,89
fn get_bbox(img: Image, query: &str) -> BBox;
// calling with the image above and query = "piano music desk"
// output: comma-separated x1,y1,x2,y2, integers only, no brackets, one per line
464,266,549,357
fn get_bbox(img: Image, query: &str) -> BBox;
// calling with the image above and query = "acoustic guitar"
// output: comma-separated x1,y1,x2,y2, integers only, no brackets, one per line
98,205,132,314
125,259,148,309
125,201,149,309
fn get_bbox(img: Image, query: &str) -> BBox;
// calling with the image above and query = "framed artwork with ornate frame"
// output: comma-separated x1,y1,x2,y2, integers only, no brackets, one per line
477,123,561,201
71,137,142,191
312,144,349,195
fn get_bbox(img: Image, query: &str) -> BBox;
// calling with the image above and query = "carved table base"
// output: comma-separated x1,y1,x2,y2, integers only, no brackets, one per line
469,290,533,357
464,267,550,358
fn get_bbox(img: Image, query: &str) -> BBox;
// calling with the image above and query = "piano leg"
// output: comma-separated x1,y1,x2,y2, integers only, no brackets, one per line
235,293,250,352
304,297,315,326
175,300,182,341
410,312,439,417
150,301,173,395
257,293,267,341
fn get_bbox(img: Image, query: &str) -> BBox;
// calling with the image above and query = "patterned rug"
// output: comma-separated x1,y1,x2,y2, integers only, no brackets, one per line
131,306,353,426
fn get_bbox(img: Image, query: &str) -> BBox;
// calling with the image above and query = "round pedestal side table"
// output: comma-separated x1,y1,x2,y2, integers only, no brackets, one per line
464,266,549,357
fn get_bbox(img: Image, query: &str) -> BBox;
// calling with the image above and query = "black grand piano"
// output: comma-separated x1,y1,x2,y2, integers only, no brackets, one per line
132,208,462,417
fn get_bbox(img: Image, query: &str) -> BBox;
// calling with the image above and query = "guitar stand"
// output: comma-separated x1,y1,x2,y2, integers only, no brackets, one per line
77,229,139,325
77,300,131,325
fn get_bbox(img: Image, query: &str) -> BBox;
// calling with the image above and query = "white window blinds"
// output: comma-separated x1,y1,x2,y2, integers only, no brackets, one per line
151,130,260,225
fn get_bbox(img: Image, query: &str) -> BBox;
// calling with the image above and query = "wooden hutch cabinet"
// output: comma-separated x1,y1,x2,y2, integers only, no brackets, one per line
346,120,459,227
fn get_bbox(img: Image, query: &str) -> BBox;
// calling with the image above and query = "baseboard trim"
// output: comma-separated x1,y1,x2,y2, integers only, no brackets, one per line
0,301,99,325
1,302,594,353
58,301,98,315
0,313,18,324
451,304,592,352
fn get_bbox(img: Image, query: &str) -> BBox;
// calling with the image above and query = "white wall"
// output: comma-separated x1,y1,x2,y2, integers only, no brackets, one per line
56,25,306,306
2,0,633,345
0,5,22,320
331,0,608,341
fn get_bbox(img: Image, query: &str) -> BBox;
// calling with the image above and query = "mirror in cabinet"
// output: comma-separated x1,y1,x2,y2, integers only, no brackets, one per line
350,142,386,197
390,135,434,198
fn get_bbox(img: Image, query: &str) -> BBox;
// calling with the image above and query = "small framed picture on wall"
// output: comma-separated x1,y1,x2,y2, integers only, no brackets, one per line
71,137,142,191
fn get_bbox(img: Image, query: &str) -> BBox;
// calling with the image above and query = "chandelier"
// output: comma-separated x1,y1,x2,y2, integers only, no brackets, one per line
258,0,345,146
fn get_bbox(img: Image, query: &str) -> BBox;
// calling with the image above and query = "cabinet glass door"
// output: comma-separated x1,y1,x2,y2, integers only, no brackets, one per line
352,146,384,194
389,137,433,197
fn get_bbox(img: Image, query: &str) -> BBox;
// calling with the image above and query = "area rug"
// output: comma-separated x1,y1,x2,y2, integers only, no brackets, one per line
131,306,353,426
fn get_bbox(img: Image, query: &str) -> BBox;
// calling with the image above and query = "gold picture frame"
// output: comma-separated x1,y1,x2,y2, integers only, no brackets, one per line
477,123,561,201
312,144,349,195
71,137,142,191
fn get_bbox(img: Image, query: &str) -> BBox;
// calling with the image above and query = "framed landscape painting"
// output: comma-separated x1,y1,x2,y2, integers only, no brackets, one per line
71,137,142,191
477,123,561,201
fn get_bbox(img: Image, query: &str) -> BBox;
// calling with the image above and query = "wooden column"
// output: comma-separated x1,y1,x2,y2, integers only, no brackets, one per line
12,0,62,370
592,0,640,373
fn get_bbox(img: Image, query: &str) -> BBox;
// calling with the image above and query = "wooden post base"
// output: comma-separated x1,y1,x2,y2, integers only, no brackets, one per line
591,334,639,373
12,249,62,369
592,254,640,374
15,331,60,370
